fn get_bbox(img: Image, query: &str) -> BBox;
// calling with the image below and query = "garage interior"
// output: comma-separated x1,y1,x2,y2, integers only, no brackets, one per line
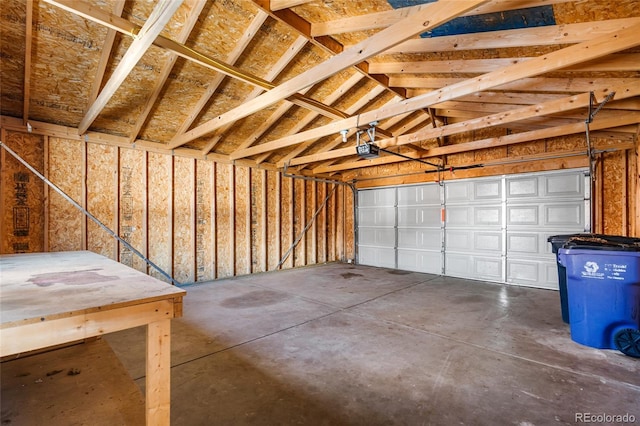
1,0,639,424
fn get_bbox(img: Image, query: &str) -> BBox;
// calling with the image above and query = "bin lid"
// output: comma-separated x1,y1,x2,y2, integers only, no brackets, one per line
563,234,640,252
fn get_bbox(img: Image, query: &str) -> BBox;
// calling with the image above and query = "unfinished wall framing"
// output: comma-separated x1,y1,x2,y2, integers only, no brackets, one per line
0,129,354,284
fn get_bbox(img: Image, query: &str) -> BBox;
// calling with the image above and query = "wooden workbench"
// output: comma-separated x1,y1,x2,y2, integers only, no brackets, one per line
0,250,186,425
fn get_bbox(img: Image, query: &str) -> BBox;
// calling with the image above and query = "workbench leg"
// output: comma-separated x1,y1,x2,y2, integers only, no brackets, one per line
146,318,171,425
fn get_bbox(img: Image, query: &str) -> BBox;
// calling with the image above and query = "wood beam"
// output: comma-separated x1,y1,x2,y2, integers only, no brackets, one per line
44,0,347,137
177,11,270,143
271,84,390,166
170,0,489,147
288,82,640,166
77,0,184,134
270,0,313,11
311,0,573,37
88,1,125,107
252,73,368,164
313,113,640,174
129,0,206,143
230,24,640,161
368,54,640,74
197,34,308,155
22,0,33,125
386,17,640,54
394,77,640,93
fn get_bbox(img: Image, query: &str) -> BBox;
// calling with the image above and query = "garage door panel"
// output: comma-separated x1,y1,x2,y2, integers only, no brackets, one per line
358,207,395,227
544,173,584,198
445,230,472,251
398,228,441,250
398,206,441,227
507,259,558,290
397,249,441,274
359,188,395,207
397,184,440,206
544,203,584,227
474,179,502,200
359,228,395,247
474,232,503,253
507,205,539,226
446,179,502,203
448,205,502,227
445,253,503,281
507,177,538,199
358,246,396,268
475,206,502,226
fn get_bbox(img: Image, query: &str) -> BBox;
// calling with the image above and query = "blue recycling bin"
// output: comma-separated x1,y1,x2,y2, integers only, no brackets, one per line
558,247,640,357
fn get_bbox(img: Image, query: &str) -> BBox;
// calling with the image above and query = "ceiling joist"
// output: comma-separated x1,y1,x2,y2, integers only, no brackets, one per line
169,0,489,147
76,0,184,134
230,22,640,161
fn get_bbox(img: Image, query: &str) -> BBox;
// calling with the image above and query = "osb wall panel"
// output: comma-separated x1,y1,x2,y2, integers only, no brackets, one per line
119,148,146,273
196,160,215,281
1,132,352,283
266,170,281,271
0,131,44,254
293,178,306,267
0,1,26,117
280,176,294,269
47,137,83,252
147,152,173,282
305,180,316,265
250,169,266,273
86,143,117,260
216,163,234,278
600,151,626,235
235,166,251,275
173,156,195,283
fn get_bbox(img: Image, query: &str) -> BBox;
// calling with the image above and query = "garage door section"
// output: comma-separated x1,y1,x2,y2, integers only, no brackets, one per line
397,184,443,274
444,177,504,282
505,172,589,289
357,187,396,269
356,169,589,290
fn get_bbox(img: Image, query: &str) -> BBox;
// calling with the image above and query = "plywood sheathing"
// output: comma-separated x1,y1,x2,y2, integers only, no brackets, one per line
86,143,117,260
196,159,215,281
173,156,196,283
0,131,44,254
215,163,234,278
46,137,83,251
118,148,146,273
0,1,27,118
147,152,173,282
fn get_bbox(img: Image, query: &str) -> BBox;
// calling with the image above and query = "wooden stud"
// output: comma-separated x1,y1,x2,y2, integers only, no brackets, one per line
0,128,5,253
43,135,49,252
81,139,87,250
275,172,281,270
622,151,628,236
261,169,268,272
212,162,218,279
115,147,121,261
22,0,33,125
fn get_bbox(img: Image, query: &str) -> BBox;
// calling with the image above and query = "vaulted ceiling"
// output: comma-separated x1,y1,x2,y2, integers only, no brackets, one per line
1,0,639,180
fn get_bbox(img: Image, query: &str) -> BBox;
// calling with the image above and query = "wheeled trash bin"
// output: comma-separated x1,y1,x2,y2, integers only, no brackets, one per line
558,236,640,357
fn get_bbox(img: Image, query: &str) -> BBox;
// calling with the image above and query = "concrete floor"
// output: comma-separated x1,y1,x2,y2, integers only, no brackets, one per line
4,263,639,425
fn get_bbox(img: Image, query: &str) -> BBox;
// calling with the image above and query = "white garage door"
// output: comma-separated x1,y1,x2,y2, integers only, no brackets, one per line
356,169,589,290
